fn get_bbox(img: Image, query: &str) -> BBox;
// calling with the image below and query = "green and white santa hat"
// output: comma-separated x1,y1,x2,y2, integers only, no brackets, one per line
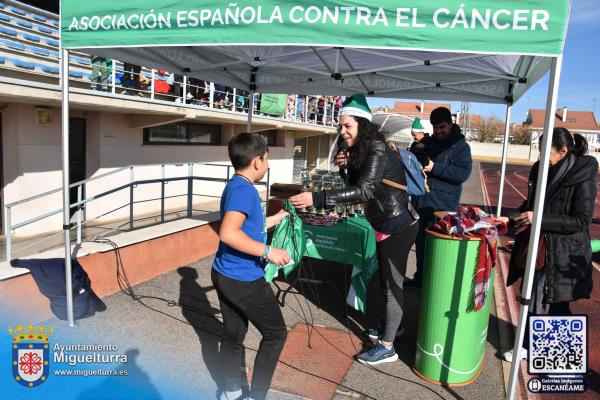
340,94,372,121
411,117,425,132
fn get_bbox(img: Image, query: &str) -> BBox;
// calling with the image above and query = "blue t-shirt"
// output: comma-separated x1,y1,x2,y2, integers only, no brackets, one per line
212,175,266,281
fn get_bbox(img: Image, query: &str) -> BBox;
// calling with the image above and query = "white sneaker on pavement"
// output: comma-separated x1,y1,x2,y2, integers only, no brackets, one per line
503,348,528,362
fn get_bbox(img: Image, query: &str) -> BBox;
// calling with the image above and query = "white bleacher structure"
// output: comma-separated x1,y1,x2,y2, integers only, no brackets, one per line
0,0,340,123
0,0,340,263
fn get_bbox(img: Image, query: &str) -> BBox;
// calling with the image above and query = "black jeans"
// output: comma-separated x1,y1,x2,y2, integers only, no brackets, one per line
211,269,287,400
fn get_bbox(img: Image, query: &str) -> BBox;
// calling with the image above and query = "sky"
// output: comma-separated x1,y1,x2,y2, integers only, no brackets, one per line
368,0,600,125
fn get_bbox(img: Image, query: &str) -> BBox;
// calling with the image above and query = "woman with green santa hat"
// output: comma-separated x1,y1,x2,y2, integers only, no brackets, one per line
290,94,418,365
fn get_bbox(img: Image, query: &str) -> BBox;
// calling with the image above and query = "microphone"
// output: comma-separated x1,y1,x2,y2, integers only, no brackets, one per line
337,139,349,185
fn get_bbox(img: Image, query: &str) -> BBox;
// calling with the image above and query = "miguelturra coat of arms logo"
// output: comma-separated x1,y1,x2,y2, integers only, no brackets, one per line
9,324,52,387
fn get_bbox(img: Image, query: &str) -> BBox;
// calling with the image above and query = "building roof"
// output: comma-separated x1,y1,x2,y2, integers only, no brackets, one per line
460,113,482,128
392,101,451,117
526,109,600,131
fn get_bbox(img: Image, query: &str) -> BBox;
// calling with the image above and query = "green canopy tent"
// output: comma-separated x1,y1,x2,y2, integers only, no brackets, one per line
60,2,572,398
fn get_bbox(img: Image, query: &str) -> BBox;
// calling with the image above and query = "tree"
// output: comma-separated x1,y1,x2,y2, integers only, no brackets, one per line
511,124,532,145
476,116,504,142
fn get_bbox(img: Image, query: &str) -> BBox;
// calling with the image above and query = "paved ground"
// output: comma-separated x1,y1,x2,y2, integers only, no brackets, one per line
3,162,515,400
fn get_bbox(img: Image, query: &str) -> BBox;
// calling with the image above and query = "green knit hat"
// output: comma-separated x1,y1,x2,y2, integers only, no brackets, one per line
411,117,425,132
340,94,372,121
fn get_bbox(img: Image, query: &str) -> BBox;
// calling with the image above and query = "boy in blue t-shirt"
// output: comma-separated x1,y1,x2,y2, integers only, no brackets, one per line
213,132,290,400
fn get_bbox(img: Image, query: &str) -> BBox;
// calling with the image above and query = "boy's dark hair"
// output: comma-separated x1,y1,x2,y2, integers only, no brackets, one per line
430,107,453,125
228,132,268,170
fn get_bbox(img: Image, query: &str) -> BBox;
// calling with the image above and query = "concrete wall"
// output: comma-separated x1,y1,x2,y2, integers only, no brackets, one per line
2,103,64,236
2,105,297,236
467,141,533,162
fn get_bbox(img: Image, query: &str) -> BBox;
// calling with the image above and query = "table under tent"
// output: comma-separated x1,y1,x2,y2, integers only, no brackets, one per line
60,2,572,398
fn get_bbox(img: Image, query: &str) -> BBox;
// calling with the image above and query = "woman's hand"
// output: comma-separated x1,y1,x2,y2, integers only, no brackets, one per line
335,152,346,168
496,216,510,224
289,192,313,209
514,211,533,227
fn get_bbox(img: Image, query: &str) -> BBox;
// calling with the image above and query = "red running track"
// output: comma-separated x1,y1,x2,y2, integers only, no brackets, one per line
480,162,599,399
480,162,600,238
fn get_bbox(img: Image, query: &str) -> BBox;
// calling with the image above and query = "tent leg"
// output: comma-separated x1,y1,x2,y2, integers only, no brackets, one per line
496,103,512,216
61,48,76,328
505,56,562,400
246,90,255,132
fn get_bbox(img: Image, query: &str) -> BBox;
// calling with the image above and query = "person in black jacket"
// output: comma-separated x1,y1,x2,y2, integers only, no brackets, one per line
502,128,597,362
407,107,472,288
290,94,418,365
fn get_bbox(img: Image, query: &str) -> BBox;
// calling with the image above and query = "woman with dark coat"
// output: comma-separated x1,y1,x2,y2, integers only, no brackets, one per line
290,94,419,365
503,128,597,361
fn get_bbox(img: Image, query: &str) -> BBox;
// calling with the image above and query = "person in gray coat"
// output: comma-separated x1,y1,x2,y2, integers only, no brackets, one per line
406,107,473,287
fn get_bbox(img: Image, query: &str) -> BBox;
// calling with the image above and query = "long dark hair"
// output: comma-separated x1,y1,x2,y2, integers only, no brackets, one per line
542,127,587,157
334,116,386,171
572,133,588,157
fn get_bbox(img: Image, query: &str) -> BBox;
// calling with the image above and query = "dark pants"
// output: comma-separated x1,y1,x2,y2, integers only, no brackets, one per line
413,207,436,283
122,63,141,90
373,222,418,342
211,270,287,400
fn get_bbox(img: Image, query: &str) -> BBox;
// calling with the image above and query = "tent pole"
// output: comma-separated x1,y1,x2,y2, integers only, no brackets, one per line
61,48,75,328
496,103,512,216
246,91,255,132
506,56,562,400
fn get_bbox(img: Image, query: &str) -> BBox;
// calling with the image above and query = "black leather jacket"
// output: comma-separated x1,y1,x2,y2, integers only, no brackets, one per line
315,141,412,226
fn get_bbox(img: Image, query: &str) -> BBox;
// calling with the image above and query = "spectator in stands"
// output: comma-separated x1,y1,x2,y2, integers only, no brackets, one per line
501,130,597,362
296,95,305,121
90,55,111,91
334,96,343,124
121,62,142,96
151,70,171,95
316,96,325,124
213,83,226,108
255,93,261,114
408,117,430,167
237,89,250,112
285,95,296,120
187,77,201,101
307,96,317,122
407,107,472,288
170,74,183,101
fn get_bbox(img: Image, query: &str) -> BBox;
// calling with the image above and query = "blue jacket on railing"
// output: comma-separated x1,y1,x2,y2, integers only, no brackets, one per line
412,124,472,213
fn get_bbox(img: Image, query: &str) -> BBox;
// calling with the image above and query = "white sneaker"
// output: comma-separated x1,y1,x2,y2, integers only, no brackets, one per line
503,348,528,362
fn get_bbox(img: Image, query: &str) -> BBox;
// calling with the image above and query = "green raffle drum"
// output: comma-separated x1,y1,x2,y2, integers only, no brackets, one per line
413,230,493,385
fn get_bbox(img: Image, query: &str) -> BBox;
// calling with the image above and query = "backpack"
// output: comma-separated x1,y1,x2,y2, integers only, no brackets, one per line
398,148,428,197
10,258,106,320
382,143,428,197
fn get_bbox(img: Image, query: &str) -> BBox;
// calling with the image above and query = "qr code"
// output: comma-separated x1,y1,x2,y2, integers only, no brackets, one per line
529,316,587,374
